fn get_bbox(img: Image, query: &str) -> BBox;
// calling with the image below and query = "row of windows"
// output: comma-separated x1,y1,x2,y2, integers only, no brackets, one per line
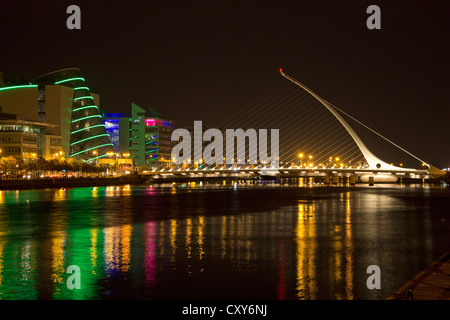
144,119,173,128
103,113,130,118
23,136,38,144
23,148,38,154
1,136,40,144
0,125,41,133
1,136,21,143
50,139,62,146
1,147,42,155
104,120,119,129
38,88,45,101
2,147,21,154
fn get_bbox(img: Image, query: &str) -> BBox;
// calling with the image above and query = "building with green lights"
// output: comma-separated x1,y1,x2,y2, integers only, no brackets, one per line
0,68,114,162
102,103,175,169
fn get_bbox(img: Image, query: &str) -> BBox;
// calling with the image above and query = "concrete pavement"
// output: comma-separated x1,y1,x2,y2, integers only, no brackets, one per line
388,251,450,300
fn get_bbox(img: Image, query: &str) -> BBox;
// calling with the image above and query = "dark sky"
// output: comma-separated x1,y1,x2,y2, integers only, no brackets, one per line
1,0,449,167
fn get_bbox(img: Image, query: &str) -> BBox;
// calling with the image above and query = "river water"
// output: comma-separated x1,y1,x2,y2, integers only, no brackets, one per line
0,181,448,300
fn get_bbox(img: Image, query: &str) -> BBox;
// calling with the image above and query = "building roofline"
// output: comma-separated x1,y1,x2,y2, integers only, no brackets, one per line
0,119,58,128
32,68,81,81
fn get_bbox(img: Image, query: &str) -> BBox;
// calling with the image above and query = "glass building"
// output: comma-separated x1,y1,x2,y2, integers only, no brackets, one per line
1,68,173,167
0,112,63,160
102,103,174,169
33,68,114,162
102,113,131,155
0,68,115,162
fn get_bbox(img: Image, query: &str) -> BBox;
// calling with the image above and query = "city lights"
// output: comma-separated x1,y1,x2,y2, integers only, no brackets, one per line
0,2,447,306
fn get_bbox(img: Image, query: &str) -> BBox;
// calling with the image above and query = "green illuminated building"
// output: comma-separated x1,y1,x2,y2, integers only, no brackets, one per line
0,68,114,162
102,103,175,169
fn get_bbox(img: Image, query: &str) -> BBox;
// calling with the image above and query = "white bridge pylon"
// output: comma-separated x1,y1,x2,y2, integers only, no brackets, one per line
279,69,428,172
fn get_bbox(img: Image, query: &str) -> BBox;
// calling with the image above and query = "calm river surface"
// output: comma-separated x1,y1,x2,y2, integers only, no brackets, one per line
0,181,449,300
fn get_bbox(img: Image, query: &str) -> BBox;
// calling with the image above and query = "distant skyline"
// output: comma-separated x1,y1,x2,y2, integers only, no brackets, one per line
1,1,449,167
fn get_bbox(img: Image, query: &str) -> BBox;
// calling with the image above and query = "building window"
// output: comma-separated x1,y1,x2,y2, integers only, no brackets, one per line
1,136,21,143
23,147,38,154
23,136,38,145
3,147,21,154
50,139,62,146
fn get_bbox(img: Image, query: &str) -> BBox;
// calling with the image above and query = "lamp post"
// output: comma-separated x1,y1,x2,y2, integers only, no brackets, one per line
172,156,177,170
298,153,304,168
92,150,98,166
123,153,131,173
106,152,114,174
308,155,313,168
113,153,120,173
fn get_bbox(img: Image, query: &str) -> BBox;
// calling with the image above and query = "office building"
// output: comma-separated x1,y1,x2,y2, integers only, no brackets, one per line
0,68,114,162
102,103,175,169
0,112,63,160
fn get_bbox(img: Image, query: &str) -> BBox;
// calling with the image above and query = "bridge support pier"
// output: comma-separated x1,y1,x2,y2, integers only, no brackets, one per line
349,175,356,185
332,176,339,185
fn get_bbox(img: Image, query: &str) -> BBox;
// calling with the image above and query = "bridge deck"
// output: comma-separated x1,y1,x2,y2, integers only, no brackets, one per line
141,167,430,176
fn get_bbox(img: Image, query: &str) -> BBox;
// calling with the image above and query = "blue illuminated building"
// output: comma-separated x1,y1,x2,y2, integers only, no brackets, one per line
102,113,130,154
101,104,174,168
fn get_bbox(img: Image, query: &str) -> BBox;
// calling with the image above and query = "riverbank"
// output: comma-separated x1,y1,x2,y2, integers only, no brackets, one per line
387,250,450,300
0,175,143,190
0,174,447,191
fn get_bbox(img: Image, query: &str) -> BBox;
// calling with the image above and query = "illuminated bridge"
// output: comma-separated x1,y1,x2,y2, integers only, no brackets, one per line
141,70,449,185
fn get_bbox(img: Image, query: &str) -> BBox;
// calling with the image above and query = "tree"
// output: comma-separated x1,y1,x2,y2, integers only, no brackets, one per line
2,156,18,178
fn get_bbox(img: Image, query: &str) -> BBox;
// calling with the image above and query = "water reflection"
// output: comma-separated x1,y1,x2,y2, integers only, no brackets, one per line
345,192,354,300
144,221,157,295
0,184,447,299
296,200,317,299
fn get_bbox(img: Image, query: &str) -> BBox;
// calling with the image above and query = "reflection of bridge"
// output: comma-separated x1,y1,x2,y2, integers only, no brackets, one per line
145,70,448,184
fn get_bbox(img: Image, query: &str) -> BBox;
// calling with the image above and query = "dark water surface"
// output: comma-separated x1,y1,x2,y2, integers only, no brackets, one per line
0,182,449,300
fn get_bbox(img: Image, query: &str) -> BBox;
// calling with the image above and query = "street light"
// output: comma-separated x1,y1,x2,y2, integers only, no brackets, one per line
298,153,304,167
119,153,131,173
106,152,116,173
90,150,97,165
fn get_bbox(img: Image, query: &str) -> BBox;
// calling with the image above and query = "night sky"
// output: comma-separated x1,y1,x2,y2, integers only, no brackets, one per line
1,1,449,167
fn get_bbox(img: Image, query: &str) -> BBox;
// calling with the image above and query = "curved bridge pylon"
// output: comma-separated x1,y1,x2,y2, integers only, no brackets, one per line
279,69,446,180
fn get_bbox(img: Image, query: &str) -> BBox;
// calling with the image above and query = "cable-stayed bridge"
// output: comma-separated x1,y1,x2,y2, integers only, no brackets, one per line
141,70,449,185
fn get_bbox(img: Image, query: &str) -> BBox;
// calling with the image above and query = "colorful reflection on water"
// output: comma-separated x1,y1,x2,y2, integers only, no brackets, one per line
0,182,448,300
